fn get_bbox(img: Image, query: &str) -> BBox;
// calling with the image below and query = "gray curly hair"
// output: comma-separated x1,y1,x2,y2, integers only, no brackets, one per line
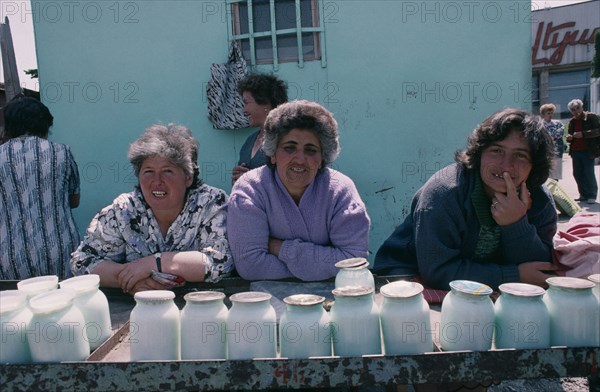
262,100,340,168
128,123,200,189
567,99,583,111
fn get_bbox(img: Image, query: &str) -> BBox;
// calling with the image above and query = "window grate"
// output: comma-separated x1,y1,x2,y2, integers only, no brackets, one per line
227,0,326,70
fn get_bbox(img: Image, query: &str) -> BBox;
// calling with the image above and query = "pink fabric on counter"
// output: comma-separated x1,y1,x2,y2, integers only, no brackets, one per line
553,213,600,278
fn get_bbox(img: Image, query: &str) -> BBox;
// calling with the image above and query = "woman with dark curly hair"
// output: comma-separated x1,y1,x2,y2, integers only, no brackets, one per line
374,108,558,290
227,100,370,281
231,73,288,184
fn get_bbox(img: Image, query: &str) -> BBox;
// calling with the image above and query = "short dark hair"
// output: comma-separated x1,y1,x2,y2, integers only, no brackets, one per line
455,108,553,189
238,73,288,108
3,96,54,139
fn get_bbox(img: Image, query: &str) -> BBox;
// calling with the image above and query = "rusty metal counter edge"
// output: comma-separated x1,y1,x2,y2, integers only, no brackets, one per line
1,347,598,391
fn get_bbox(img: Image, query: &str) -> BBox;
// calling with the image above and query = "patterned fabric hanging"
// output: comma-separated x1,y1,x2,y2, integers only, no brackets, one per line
206,41,250,130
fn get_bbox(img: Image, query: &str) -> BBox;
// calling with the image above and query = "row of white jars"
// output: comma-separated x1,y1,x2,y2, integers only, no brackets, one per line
439,277,599,352
0,274,112,364
129,283,431,361
4,273,598,363
130,274,600,361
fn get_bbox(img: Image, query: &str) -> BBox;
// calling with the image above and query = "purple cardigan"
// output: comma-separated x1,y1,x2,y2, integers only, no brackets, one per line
227,166,370,281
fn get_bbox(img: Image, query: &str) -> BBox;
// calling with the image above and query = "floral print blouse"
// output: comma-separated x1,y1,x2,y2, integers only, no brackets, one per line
71,184,232,282
543,119,565,157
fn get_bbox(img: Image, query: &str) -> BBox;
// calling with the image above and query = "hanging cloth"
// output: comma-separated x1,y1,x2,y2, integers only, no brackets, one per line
206,41,250,130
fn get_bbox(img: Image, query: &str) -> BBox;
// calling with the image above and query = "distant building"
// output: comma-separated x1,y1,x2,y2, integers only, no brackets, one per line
532,0,600,118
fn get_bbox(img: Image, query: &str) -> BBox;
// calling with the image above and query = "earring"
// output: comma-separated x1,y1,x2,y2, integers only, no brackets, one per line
264,108,268,112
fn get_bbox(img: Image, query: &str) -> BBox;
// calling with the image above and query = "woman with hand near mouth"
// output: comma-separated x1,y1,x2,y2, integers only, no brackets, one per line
374,108,557,290
227,100,370,281
71,124,232,294
231,73,288,184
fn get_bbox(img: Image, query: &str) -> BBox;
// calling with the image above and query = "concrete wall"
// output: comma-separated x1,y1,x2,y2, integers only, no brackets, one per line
32,0,532,263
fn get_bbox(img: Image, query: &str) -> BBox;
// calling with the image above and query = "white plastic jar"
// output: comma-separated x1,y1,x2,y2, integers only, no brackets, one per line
0,290,33,363
330,286,381,356
279,294,331,359
27,289,90,362
60,274,112,351
226,292,277,360
334,258,375,290
130,290,181,361
543,277,599,347
494,283,549,349
440,280,495,352
588,274,600,304
180,291,228,360
380,281,432,355
17,275,59,302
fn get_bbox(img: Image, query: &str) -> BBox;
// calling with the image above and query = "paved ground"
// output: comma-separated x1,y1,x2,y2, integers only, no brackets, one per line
555,155,600,229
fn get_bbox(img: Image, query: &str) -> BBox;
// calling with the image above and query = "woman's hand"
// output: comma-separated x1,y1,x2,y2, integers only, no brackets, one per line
518,261,558,288
128,276,168,295
491,173,531,226
117,256,155,293
232,163,250,184
268,237,283,257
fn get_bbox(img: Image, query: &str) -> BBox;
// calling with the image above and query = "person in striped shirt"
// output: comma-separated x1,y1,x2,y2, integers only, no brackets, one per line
0,96,81,280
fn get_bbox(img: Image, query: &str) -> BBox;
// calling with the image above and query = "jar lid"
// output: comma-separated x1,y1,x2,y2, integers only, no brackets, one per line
60,274,100,293
498,282,545,297
283,294,325,306
449,280,492,296
230,291,272,303
134,290,176,302
0,290,28,314
546,276,594,289
29,289,74,314
380,281,424,298
184,291,226,303
332,286,373,297
588,274,600,284
17,275,59,297
335,258,369,269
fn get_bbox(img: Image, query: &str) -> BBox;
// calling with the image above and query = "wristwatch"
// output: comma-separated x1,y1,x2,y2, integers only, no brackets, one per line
154,252,162,272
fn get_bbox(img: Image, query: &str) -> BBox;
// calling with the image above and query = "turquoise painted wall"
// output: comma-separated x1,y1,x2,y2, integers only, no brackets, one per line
32,0,532,263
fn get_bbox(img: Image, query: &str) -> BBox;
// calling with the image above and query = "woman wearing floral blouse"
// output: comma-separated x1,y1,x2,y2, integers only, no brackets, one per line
71,124,232,294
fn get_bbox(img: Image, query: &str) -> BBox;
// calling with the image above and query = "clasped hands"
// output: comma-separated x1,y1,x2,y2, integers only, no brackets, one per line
117,256,166,294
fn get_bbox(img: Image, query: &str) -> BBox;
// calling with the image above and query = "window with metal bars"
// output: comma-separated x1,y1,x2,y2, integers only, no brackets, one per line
228,0,326,69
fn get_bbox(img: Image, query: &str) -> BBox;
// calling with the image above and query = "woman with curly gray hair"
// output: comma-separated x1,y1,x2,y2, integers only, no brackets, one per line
227,100,370,281
375,108,558,290
71,124,233,294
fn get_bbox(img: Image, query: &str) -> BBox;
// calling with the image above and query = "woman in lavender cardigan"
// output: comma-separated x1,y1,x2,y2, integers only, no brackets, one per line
227,100,370,281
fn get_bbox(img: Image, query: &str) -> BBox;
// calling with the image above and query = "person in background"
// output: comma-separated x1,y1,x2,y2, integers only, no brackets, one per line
227,100,370,281
374,108,558,290
231,73,288,184
566,99,600,204
71,124,232,294
0,96,81,280
540,103,564,181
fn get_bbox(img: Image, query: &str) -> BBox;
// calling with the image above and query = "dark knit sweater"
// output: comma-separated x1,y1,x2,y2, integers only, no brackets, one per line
373,163,557,290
